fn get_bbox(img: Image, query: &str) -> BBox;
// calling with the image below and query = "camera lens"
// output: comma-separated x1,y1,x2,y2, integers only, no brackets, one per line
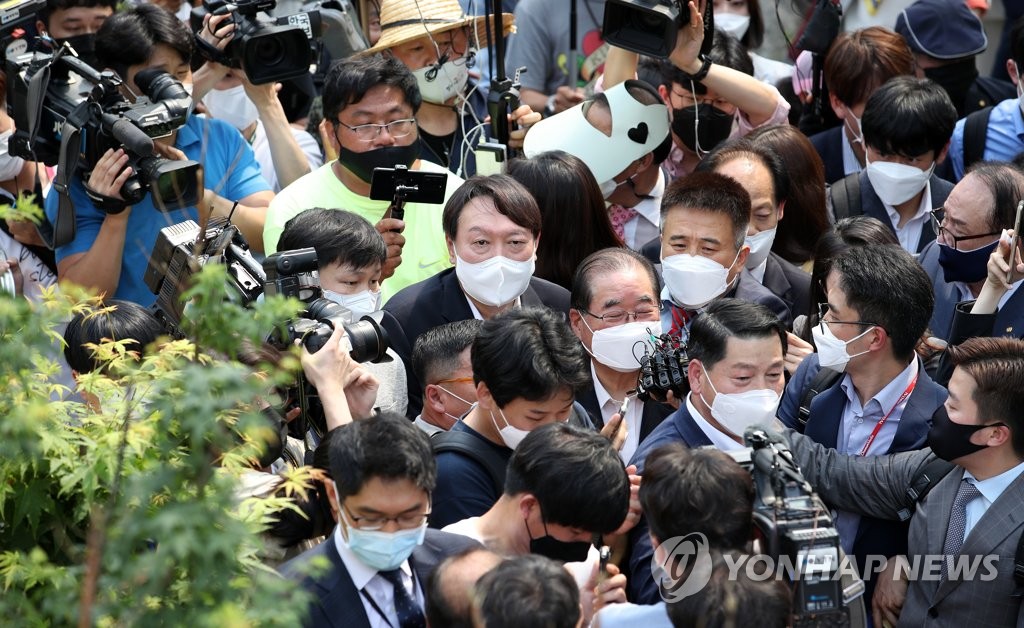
253,37,286,68
343,316,390,364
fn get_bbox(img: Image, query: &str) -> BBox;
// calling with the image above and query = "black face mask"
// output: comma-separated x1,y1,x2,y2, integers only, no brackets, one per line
672,103,734,154
338,142,419,184
927,405,1004,462
924,59,978,116
526,517,592,563
55,33,98,68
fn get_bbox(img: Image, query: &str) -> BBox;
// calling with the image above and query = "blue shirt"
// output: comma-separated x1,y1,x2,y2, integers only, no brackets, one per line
962,460,1024,542
45,115,270,306
949,97,1024,181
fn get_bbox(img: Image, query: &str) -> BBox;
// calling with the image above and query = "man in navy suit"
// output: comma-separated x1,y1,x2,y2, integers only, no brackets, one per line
625,298,788,603
384,175,570,417
828,77,957,255
778,244,946,603
569,248,673,464
280,413,481,628
919,162,1024,342
808,28,914,184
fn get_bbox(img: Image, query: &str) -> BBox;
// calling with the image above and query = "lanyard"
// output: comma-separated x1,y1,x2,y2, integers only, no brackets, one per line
857,373,918,457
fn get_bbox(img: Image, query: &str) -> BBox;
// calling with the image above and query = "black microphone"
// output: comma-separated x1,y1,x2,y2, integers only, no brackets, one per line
425,54,450,81
102,113,154,157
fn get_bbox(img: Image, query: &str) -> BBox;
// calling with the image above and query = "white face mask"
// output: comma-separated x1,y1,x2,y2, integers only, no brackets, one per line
661,251,737,309
715,13,750,40
583,318,662,373
864,156,933,207
0,130,25,182
323,288,383,320
455,251,535,307
437,385,474,422
599,178,619,199
204,84,259,132
698,364,780,437
490,406,530,449
845,112,863,146
744,227,776,270
811,322,874,372
412,57,470,105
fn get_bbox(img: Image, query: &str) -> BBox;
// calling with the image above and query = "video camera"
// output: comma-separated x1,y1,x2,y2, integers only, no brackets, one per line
724,427,861,627
5,37,201,246
603,0,712,58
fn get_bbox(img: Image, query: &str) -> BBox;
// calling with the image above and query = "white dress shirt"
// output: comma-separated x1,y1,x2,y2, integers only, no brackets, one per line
591,362,643,464
883,183,932,254
841,128,863,179
332,524,424,628
621,169,665,251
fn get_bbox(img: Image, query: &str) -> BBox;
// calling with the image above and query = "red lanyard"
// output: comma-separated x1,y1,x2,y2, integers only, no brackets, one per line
858,372,919,457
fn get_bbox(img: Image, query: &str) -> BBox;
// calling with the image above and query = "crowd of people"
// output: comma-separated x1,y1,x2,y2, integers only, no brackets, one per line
7,0,1024,625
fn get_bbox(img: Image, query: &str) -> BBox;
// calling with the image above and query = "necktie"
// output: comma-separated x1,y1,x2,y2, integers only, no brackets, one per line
940,479,982,581
669,304,690,338
608,204,639,242
377,568,426,628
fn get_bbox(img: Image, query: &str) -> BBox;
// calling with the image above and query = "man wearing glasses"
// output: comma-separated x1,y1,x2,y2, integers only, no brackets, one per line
919,162,1024,342
569,248,672,464
263,55,464,301
777,243,946,606
281,413,481,628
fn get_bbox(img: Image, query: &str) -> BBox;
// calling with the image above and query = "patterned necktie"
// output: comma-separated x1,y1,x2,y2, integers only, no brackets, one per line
377,569,426,628
608,204,639,241
940,479,983,581
668,304,691,338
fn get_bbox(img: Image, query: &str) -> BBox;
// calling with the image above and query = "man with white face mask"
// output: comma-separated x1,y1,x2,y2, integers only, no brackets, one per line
277,207,412,417
363,0,539,177
410,319,482,436
828,77,957,254
777,244,946,602
703,138,811,320
624,298,787,603
569,248,673,463
651,171,791,340
385,175,570,416
429,308,594,529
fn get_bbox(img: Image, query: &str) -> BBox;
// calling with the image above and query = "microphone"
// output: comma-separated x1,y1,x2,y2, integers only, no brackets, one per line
425,53,450,81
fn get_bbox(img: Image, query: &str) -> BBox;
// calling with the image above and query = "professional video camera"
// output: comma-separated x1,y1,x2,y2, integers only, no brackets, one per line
5,41,201,246
636,332,690,403
603,0,713,58
724,427,864,628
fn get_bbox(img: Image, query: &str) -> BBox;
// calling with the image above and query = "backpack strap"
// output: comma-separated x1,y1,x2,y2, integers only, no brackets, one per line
963,106,993,172
830,173,862,221
432,430,507,497
897,458,956,522
796,367,843,431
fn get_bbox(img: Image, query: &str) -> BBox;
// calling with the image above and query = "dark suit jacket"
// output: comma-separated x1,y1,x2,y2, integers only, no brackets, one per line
762,253,811,323
809,126,847,185
919,240,1024,341
280,529,482,628
789,432,1024,626
383,267,571,417
576,382,673,444
831,171,954,253
778,354,947,599
625,404,716,604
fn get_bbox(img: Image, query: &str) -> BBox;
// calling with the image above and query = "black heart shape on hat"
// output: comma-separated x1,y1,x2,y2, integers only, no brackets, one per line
627,122,649,144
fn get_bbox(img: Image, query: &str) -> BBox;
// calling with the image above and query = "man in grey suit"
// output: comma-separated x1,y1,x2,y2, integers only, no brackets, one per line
784,336,1024,627
280,413,481,628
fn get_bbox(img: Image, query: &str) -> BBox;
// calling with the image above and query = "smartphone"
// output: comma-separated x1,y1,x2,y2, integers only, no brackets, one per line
598,545,612,582
619,395,630,418
369,166,448,205
475,142,507,176
1008,200,1024,284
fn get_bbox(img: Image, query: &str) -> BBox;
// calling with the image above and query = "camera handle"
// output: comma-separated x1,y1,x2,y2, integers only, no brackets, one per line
487,66,525,156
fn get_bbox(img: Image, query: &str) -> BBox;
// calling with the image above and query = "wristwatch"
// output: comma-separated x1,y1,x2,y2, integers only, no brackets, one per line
681,55,713,82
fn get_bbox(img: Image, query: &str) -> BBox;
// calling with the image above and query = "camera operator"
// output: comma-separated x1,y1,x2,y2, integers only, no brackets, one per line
363,0,538,178
277,207,409,416
263,55,464,301
35,0,117,67
43,4,274,307
625,298,787,603
442,423,633,624
192,14,323,192
778,336,1024,627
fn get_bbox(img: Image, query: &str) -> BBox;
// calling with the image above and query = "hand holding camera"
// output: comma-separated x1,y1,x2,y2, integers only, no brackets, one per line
668,0,708,75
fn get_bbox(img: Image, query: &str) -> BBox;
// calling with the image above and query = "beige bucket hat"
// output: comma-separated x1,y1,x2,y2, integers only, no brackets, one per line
364,0,515,55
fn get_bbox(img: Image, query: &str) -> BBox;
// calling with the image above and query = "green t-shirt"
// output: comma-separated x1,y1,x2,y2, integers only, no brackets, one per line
263,160,462,302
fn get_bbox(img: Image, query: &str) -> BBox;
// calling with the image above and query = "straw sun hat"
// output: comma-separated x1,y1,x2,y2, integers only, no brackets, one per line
364,0,515,55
